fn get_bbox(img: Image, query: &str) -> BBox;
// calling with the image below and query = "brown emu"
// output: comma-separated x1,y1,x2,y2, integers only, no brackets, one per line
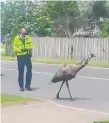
51,53,95,99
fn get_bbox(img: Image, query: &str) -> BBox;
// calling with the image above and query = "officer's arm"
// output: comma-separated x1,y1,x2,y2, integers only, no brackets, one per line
27,36,34,49
13,37,21,53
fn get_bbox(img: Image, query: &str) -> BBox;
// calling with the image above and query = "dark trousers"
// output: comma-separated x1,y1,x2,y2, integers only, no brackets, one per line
17,55,32,89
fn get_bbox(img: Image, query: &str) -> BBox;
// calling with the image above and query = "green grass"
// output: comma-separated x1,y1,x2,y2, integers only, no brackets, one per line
1,54,109,68
0,93,39,105
93,121,109,123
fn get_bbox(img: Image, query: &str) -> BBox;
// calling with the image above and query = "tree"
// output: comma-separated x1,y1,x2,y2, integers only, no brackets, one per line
92,1,108,19
1,0,49,38
1,1,35,41
1,1,80,38
38,1,80,37
1,0,41,55
100,19,109,37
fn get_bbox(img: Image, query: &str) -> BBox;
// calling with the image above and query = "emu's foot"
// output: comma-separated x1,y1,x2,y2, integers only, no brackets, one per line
56,94,59,99
48,82,52,85
69,96,73,101
70,98,73,101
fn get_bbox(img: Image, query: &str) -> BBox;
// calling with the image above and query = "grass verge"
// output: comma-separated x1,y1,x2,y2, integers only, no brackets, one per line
0,93,39,105
93,121,109,123
1,54,109,68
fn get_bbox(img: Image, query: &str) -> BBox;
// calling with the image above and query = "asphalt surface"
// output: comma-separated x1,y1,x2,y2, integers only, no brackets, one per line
1,60,109,114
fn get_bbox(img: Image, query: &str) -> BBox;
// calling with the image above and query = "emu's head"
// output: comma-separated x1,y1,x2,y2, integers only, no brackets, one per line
89,53,96,58
83,53,96,65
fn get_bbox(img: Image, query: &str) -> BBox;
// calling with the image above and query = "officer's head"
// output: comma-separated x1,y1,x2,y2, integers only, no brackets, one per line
20,28,27,36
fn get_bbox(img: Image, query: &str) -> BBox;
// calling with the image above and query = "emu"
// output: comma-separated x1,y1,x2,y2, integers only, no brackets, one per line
51,53,95,99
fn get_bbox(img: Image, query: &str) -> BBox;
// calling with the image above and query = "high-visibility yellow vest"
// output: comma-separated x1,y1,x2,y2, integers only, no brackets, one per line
13,35,33,56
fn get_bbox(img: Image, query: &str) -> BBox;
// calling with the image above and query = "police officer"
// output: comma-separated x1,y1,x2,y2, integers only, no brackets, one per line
13,28,33,91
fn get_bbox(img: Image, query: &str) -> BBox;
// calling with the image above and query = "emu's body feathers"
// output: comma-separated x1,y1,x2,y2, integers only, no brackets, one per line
51,66,78,83
50,53,95,99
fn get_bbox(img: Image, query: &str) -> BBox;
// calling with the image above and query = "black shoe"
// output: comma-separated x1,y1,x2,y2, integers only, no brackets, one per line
20,88,24,91
25,87,32,91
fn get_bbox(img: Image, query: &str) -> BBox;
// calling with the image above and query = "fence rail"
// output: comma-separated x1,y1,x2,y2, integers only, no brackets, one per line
32,37,109,62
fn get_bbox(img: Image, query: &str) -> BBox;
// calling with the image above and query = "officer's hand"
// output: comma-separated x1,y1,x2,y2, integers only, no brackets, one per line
27,48,32,51
21,49,28,52
27,49,32,56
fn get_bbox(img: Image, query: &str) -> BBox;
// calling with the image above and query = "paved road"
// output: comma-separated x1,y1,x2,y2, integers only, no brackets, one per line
1,60,109,114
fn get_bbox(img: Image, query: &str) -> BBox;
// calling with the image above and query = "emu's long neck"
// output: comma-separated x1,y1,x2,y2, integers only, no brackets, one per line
76,56,92,72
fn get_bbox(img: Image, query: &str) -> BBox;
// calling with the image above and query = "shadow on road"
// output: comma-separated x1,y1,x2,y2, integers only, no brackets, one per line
54,97,91,101
31,87,41,91
1,74,4,76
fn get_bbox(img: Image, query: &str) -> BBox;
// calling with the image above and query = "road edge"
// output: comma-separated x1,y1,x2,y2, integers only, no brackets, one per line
1,60,109,69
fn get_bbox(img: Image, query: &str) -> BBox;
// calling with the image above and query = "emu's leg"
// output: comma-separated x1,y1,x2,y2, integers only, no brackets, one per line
66,81,73,100
56,80,65,99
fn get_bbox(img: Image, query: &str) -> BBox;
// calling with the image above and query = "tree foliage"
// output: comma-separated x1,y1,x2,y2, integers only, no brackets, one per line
37,1,80,37
1,1,36,42
1,1,51,37
92,1,108,19
1,0,80,38
1,0,109,39
100,19,109,37
41,1,79,19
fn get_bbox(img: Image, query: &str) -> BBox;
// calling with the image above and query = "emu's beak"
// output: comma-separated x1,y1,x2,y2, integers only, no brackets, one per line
90,53,96,57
